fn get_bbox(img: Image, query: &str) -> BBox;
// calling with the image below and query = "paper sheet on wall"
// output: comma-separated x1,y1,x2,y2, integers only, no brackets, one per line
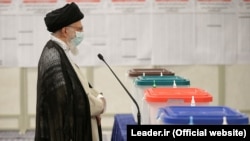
16,0,57,67
104,14,151,66
194,0,238,64
195,14,238,64
237,0,250,64
17,15,48,67
151,0,195,65
0,15,18,67
0,0,17,15
0,1,18,67
95,0,152,66
19,0,59,15
135,14,152,61
152,14,195,65
0,0,250,67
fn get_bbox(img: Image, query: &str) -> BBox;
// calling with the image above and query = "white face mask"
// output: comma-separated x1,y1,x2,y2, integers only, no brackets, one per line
70,31,84,47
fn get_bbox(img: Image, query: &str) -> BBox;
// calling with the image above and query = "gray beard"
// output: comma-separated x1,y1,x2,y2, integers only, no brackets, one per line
69,45,79,56
67,42,79,56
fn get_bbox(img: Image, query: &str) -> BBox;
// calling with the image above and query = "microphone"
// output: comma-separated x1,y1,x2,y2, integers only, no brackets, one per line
97,53,141,125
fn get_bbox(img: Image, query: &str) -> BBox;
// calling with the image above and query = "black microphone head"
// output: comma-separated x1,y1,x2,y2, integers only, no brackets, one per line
97,53,104,61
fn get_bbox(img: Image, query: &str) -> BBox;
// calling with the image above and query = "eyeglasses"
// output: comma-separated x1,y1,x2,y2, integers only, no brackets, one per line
67,25,83,31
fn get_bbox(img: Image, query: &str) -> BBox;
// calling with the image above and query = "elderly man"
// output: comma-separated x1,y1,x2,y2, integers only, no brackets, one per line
35,2,106,141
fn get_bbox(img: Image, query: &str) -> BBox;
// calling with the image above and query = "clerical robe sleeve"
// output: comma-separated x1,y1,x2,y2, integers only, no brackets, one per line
87,88,106,116
70,62,106,117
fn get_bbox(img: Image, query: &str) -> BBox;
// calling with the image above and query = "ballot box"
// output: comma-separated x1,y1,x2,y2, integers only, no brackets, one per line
126,68,174,98
143,87,213,124
157,106,249,125
126,68,174,124
127,68,175,77
132,76,190,124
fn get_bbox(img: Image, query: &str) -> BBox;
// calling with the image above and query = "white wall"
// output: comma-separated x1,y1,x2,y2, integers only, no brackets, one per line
0,65,250,133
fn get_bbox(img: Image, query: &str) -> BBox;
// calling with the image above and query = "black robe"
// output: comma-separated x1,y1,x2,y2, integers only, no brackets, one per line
35,40,92,141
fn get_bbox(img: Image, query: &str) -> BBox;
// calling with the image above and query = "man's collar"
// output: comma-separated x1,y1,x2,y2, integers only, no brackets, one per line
50,35,69,52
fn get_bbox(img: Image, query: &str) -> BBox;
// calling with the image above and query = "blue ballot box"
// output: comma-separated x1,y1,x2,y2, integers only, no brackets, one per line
157,106,249,125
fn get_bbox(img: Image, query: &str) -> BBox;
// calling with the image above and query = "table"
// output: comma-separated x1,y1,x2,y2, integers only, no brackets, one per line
111,114,136,141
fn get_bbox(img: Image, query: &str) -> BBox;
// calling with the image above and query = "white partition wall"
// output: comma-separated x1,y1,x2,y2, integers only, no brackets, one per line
0,68,21,130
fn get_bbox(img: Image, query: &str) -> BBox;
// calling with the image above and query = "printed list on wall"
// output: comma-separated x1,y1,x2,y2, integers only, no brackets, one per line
0,0,249,67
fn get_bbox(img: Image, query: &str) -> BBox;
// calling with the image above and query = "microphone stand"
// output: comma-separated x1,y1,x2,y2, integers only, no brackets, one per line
97,54,141,125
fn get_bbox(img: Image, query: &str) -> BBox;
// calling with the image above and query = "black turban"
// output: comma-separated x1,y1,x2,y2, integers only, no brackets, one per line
44,2,84,32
